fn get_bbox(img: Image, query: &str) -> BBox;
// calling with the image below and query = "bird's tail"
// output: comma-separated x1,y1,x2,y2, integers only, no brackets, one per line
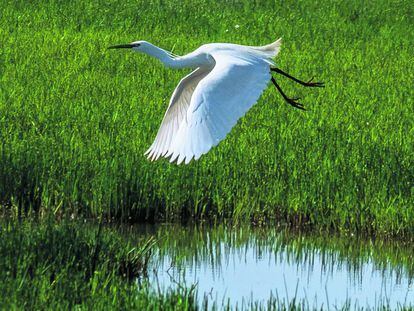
252,38,282,59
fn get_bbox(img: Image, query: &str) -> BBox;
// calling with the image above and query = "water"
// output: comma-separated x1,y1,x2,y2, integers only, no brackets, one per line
133,225,414,309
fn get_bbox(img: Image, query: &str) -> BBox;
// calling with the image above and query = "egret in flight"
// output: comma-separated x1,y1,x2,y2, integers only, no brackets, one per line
108,39,323,164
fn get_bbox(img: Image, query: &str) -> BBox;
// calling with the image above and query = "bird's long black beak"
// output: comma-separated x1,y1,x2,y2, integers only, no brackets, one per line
107,43,135,49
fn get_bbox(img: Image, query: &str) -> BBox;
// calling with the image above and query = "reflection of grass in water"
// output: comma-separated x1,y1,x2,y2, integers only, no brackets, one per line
1,0,413,236
144,224,414,280
145,225,414,309
1,221,412,309
0,219,197,309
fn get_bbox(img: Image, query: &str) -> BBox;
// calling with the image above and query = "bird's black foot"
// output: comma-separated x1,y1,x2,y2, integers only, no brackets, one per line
271,77,306,110
286,97,305,110
303,77,325,88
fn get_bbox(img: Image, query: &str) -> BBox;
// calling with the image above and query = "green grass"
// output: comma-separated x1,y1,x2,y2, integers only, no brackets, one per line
1,0,413,235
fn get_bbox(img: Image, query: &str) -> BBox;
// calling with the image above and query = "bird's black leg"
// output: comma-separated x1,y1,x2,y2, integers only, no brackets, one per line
271,77,305,110
271,67,324,88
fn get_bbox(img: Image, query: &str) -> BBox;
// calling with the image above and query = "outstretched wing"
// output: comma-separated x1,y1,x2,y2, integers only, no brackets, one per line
145,66,212,161
166,50,271,164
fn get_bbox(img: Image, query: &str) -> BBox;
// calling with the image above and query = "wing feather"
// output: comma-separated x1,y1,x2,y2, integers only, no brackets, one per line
145,66,212,160
165,50,271,164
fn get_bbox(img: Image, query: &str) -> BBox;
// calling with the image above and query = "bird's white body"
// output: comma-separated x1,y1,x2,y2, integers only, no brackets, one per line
126,39,282,164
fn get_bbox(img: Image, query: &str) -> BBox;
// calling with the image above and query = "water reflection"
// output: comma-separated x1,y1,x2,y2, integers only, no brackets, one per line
136,225,414,309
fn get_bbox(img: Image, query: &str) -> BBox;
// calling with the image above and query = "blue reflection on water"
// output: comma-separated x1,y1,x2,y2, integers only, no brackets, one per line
145,227,413,309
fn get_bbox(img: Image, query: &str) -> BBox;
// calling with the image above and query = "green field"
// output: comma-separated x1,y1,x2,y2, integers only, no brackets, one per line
1,0,413,232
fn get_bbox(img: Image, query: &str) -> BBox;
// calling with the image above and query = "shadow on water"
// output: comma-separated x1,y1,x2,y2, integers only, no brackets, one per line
126,224,414,309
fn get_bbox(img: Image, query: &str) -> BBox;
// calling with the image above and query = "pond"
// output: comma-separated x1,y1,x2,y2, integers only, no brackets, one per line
132,225,414,309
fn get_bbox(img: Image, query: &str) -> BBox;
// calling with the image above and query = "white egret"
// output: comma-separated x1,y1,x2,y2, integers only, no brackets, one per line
108,39,323,164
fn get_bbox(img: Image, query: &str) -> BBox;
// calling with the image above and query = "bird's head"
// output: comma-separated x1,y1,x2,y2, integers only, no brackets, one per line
108,40,151,53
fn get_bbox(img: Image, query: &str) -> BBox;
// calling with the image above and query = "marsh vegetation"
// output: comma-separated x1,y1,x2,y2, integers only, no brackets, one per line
1,0,413,235
1,0,413,309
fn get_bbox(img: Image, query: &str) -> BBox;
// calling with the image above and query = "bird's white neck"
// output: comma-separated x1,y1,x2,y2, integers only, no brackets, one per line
139,43,205,69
